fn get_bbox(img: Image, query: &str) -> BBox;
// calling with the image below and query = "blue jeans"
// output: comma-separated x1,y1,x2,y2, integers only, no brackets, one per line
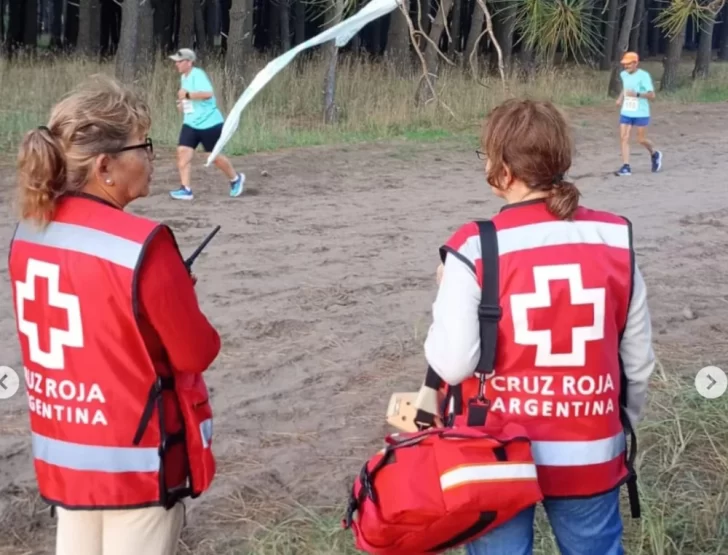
465,489,624,555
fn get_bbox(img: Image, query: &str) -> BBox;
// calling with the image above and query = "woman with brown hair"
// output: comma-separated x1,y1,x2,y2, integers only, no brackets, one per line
9,75,221,555
424,99,655,554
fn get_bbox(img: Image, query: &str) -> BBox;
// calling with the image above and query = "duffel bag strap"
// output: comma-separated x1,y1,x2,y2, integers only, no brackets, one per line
417,220,502,428
413,366,445,430
464,220,501,427
620,405,641,518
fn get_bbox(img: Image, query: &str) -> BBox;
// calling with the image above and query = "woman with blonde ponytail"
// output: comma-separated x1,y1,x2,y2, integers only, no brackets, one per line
423,99,655,555
10,75,221,555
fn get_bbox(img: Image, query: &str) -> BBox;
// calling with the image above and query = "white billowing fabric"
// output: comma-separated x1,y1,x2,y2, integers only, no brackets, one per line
424,234,656,427
206,0,404,166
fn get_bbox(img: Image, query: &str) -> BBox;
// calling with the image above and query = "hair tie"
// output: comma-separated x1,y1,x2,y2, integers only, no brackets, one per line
38,125,51,133
552,173,564,185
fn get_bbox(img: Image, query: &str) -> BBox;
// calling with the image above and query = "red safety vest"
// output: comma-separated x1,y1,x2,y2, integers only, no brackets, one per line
8,194,215,509
439,199,634,499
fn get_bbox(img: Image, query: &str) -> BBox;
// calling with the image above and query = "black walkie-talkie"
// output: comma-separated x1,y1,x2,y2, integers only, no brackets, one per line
184,225,221,270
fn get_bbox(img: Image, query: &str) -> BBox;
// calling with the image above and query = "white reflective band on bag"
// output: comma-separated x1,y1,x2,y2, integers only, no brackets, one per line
14,221,144,270
440,463,538,492
32,432,159,473
531,431,626,467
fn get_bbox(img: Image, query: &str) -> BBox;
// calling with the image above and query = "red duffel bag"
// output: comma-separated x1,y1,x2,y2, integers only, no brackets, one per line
341,422,543,555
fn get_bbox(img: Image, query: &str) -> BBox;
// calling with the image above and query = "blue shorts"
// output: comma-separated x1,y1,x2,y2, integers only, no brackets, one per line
619,115,650,127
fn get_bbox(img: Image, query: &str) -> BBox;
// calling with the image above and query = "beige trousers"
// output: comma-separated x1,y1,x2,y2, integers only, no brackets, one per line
55,503,185,555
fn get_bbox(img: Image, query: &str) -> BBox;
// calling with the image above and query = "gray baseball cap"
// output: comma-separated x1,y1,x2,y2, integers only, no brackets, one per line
169,48,196,62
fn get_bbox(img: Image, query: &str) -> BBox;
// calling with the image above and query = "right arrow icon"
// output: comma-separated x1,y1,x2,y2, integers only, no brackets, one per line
696,366,727,399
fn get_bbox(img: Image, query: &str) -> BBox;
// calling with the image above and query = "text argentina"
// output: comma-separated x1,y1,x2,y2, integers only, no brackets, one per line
25,367,108,426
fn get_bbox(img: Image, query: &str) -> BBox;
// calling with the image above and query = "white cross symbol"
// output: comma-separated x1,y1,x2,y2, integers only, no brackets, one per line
15,258,84,370
510,263,605,367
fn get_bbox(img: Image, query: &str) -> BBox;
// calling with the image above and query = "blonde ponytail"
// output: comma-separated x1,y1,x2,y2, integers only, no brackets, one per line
16,126,67,226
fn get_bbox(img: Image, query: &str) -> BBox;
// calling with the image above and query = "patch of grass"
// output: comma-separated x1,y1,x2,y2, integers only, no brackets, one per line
2,53,727,157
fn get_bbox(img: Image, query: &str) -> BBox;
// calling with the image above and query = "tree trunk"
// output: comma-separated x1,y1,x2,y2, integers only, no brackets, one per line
463,0,484,69
608,0,638,97
154,0,175,53
78,0,101,57
194,0,208,54
51,0,64,49
639,0,649,57
719,4,728,61
268,0,280,52
416,0,431,46
225,0,253,82
178,0,195,48
693,15,716,78
649,1,661,56
24,0,38,49
600,0,618,70
415,0,453,104
323,0,344,123
205,0,217,52
386,2,411,69
519,43,536,80
65,0,79,47
5,0,25,56
115,0,141,83
661,22,686,91
294,0,305,45
629,0,644,53
451,0,462,53
489,1,515,76
137,0,154,70
280,0,291,52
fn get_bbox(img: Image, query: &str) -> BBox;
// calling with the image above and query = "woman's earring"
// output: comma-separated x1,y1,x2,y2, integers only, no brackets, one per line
105,178,112,185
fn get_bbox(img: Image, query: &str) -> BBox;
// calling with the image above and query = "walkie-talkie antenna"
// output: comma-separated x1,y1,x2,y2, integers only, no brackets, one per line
185,225,221,269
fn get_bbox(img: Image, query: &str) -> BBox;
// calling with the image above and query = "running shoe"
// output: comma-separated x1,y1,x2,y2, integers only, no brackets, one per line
230,173,245,197
615,164,632,176
651,150,662,173
170,186,194,200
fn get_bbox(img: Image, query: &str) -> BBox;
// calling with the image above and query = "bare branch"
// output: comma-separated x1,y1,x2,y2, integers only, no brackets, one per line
474,0,507,95
398,2,459,121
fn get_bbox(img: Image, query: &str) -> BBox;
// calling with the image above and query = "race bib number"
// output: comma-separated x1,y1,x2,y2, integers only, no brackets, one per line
182,100,194,114
623,96,639,112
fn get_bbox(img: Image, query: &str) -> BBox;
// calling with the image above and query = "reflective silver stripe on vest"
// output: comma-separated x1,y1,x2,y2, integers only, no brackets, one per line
530,431,626,467
32,433,159,473
14,220,144,270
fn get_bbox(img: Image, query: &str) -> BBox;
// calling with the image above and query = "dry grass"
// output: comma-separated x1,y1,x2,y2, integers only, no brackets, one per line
171,350,728,555
2,51,728,155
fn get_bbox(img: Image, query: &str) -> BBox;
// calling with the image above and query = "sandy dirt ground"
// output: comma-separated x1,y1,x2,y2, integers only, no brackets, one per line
0,102,727,554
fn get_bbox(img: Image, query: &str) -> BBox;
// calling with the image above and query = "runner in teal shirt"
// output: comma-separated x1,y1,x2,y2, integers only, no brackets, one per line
168,48,245,200
615,51,662,176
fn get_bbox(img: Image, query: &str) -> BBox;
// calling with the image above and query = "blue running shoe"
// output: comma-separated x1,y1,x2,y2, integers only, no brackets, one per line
230,173,245,197
615,164,631,176
170,186,194,200
651,150,662,173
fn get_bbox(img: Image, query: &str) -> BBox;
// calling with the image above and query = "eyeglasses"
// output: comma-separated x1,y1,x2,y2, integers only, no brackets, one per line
115,137,154,157
475,149,486,161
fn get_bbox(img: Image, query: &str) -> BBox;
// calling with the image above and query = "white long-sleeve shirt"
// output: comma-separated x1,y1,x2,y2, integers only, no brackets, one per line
424,253,656,426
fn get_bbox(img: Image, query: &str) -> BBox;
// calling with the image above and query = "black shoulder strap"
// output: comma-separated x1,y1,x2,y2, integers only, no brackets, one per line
415,220,501,429
474,220,502,375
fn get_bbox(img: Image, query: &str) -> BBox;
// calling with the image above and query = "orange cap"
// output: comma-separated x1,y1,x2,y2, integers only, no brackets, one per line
621,52,639,64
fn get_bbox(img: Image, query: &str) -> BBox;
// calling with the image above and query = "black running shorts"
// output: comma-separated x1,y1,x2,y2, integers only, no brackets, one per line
178,123,223,153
